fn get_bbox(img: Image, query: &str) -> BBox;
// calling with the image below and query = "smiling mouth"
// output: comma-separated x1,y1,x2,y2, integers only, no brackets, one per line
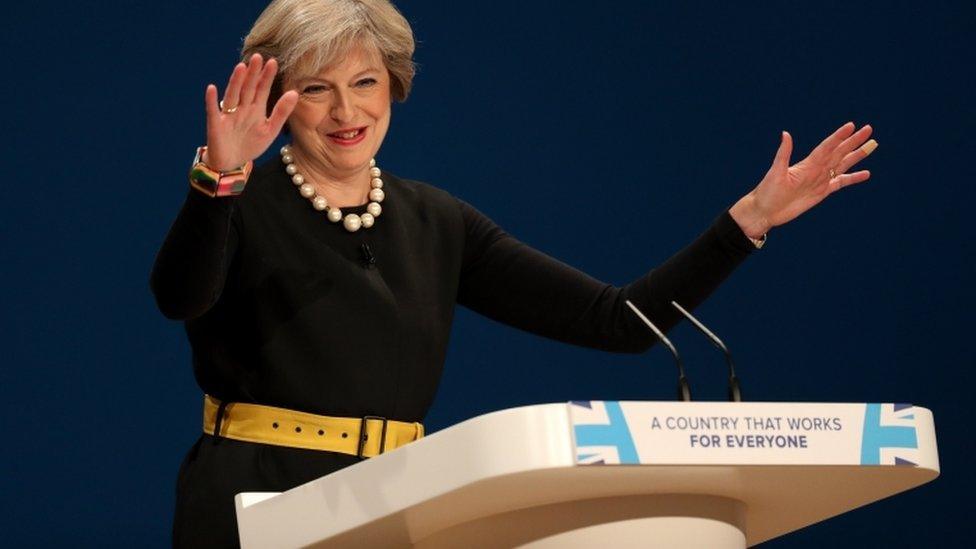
328,127,367,140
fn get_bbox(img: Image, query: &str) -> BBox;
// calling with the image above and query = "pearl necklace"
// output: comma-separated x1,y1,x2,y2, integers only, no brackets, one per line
279,144,385,233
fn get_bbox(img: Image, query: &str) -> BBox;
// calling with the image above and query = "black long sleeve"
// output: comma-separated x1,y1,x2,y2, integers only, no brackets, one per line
456,200,754,352
150,189,239,320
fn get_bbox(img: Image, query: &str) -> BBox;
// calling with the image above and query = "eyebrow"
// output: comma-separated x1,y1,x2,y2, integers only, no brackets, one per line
297,68,382,85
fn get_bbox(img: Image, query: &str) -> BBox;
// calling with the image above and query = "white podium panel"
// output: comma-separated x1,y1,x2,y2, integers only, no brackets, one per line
235,402,939,548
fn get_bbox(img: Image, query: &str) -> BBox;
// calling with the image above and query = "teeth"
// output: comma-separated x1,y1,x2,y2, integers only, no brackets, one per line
332,129,361,139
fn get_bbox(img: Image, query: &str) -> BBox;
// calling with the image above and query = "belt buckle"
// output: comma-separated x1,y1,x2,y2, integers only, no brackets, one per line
358,415,389,459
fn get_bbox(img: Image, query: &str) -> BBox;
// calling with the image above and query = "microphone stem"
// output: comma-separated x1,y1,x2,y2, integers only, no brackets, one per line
625,300,691,401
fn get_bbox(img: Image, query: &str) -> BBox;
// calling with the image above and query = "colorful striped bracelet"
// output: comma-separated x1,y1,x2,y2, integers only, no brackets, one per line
188,146,253,197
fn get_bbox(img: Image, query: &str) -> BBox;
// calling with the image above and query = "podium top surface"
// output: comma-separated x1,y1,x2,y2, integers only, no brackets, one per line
235,401,939,548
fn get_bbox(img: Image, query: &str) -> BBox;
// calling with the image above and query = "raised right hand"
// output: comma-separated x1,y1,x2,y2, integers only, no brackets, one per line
203,53,299,171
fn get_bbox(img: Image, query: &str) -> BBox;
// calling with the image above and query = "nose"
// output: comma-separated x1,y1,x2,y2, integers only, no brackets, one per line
330,90,354,124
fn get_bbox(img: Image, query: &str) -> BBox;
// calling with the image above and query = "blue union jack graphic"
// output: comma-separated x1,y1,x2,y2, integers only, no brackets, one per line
860,403,918,465
572,401,639,464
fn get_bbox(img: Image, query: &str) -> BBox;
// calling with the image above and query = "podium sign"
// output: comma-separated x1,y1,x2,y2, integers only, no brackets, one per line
571,401,931,467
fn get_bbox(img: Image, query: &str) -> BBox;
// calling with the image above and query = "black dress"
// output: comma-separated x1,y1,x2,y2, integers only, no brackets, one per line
151,157,755,547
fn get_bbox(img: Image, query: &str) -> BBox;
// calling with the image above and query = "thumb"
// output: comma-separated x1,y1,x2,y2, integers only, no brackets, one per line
772,131,793,170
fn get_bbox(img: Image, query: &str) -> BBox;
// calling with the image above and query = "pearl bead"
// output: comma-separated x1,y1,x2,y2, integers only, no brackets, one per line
282,154,293,164
327,208,343,223
312,196,328,210
360,213,375,228
369,188,385,202
371,178,383,189
369,167,381,178
285,164,298,175
280,145,291,155
292,174,304,185
343,214,362,232
369,158,376,167
367,202,382,217
300,183,315,198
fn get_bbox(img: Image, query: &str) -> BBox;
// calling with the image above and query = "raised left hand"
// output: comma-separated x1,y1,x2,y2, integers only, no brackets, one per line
729,122,877,238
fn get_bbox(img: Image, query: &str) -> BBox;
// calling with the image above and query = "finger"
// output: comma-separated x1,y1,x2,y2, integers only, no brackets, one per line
205,85,223,150
828,169,871,193
773,131,793,170
836,124,873,157
253,58,278,111
810,121,855,160
835,139,878,174
205,84,219,121
266,90,299,134
238,53,265,108
221,63,246,111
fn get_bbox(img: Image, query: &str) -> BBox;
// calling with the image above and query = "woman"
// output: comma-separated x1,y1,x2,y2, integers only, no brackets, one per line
151,0,877,546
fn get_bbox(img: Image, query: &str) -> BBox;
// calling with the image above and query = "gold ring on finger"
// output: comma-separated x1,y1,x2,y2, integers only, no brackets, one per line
219,100,239,114
828,168,837,180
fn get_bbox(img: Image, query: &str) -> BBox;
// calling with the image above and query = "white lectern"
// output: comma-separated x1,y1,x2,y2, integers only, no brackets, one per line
235,401,938,548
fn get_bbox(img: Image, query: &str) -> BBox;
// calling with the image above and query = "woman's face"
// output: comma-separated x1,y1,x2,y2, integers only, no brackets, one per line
286,45,391,178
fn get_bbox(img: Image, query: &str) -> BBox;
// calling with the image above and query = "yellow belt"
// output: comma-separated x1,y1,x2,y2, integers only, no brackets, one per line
203,395,424,458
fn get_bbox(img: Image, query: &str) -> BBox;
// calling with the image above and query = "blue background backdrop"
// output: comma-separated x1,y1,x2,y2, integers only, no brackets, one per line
2,0,972,546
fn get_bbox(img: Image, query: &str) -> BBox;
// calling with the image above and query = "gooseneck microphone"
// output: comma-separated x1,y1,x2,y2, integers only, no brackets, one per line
625,300,691,402
670,301,742,402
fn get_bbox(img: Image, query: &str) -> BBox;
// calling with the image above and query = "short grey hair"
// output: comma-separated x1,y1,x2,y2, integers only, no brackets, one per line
242,0,416,109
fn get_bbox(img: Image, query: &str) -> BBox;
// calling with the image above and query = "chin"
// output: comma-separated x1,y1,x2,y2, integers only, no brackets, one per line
333,156,374,172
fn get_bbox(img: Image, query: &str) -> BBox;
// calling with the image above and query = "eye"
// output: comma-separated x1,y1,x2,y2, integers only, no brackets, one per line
301,84,329,95
355,78,378,88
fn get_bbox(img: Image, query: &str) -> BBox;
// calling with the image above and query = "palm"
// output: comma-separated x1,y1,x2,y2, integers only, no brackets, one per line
203,54,298,171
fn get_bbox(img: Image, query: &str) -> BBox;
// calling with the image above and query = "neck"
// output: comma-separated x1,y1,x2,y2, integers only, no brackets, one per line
290,145,370,208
